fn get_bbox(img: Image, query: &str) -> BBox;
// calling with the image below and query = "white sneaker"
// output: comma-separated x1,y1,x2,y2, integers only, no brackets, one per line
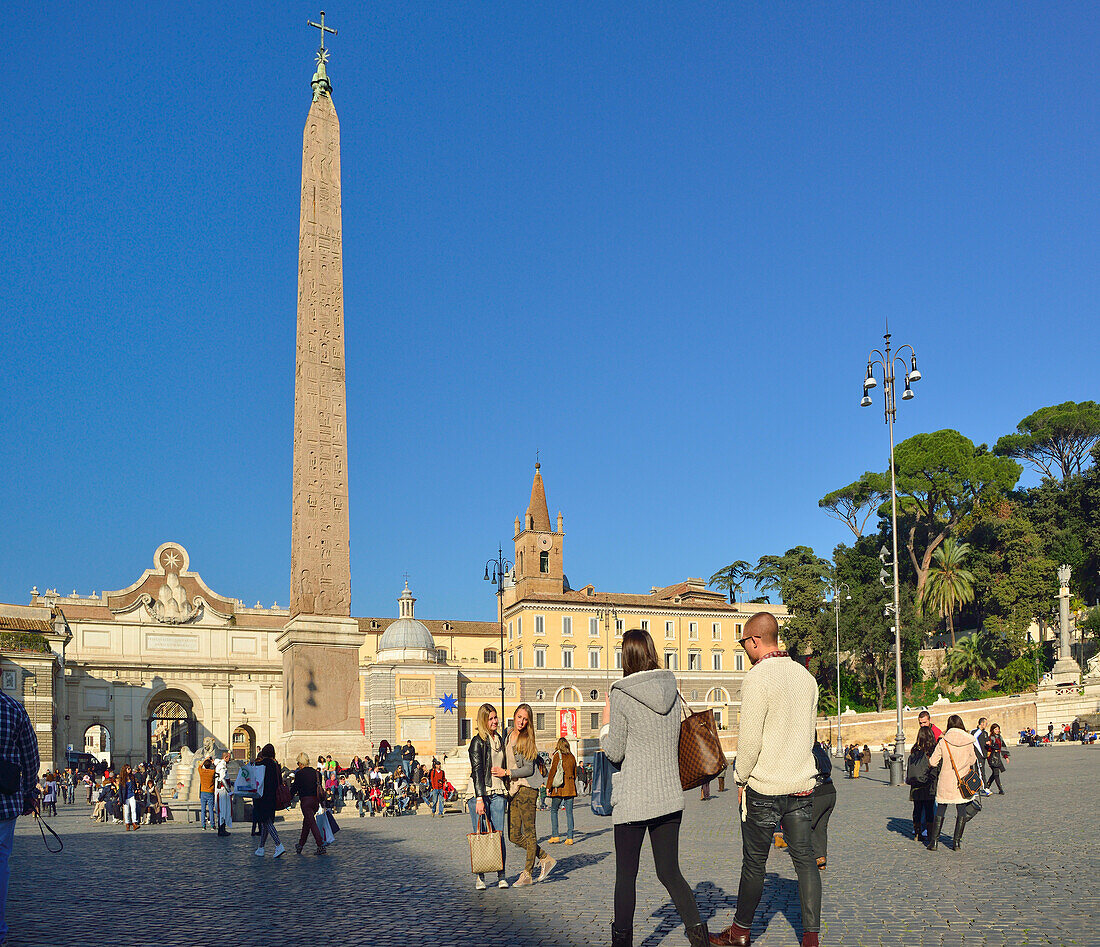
497,875,509,888
273,844,286,857
475,874,487,890
981,789,993,796
254,847,265,857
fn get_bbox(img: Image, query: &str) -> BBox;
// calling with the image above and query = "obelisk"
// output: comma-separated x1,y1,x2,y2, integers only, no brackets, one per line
278,14,365,760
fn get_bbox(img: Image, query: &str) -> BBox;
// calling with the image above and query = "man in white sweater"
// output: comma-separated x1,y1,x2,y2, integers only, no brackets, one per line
710,613,822,947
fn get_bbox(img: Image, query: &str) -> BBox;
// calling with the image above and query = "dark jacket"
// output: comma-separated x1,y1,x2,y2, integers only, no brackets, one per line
253,758,281,821
292,765,319,798
468,733,500,804
987,735,1008,770
907,749,939,802
812,743,833,786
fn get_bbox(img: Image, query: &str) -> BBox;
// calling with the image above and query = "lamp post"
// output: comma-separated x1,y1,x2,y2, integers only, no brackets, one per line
484,546,513,722
824,581,851,757
861,325,922,787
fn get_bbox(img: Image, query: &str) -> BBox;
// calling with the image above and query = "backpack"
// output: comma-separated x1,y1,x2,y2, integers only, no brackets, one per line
905,753,931,787
549,752,566,790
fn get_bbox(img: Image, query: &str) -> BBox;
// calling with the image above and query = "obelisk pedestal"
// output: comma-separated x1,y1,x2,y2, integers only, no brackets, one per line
279,31,365,761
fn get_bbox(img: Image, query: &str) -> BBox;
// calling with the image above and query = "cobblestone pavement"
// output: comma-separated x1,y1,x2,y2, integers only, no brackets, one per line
9,747,1098,946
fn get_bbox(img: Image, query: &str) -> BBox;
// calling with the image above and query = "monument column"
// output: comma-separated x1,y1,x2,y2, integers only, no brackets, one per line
277,16,366,760
1051,564,1082,685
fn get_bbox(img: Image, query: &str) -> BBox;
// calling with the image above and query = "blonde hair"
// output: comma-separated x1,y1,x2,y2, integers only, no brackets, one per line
475,703,499,744
296,752,311,768
512,703,537,760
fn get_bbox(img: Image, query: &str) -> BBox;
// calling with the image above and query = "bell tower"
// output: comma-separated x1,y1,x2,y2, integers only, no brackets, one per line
508,463,566,602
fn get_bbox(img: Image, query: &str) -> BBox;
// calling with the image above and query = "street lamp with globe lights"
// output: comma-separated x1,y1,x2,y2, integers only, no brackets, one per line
484,547,513,722
824,580,851,756
861,324,922,787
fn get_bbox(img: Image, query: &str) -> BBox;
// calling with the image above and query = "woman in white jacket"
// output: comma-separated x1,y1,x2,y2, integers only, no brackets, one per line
601,629,709,947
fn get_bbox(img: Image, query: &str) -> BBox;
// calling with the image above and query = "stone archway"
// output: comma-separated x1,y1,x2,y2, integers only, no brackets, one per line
84,723,112,767
231,724,256,761
147,689,197,763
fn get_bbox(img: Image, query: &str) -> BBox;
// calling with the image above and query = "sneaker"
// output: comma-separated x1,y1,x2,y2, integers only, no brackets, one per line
273,844,286,858
536,855,557,882
563,838,575,845
513,870,534,887
316,845,327,855
254,847,265,857
547,836,561,844
981,789,993,796
475,875,487,891
497,875,509,888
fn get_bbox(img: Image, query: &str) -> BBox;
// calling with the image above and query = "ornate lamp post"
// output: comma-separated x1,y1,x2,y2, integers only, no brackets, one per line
484,546,513,721
824,581,851,756
861,325,922,787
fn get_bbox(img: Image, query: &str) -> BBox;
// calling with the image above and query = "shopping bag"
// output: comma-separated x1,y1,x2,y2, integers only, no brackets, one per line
467,815,504,874
317,808,336,845
233,763,264,797
327,809,341,834
678,700,727,791
590,751,620,817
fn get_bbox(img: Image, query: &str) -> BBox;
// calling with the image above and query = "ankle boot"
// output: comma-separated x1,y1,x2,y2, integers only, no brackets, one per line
928,813,945,850
611,923,632,947
686,924,711,947
951,812,966,851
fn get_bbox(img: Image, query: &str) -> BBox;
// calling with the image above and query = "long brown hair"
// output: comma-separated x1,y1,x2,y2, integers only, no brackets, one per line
911,725,937,756
621,629,660,676
511,703,537,760
946,714,966,732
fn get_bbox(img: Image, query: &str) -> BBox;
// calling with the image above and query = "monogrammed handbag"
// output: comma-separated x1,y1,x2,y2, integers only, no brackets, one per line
468,814,504,874
678,694,728,791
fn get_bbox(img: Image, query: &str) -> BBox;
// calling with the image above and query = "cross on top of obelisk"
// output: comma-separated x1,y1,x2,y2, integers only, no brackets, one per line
308,10,337,52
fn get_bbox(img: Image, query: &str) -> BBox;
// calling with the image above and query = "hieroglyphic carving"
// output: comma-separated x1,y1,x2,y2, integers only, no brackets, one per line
291,89,351,617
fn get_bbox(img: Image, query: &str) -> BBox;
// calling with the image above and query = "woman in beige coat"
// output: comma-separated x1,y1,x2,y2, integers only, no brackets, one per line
927,714,979,851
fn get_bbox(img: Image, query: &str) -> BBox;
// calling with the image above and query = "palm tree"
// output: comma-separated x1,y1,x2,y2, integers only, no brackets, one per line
945,633,995,682
921,537,975,647
708,561,753,604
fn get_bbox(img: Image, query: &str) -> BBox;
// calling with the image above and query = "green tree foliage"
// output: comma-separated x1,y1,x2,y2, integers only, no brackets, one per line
751,546,831,676
965,499,1057,648
828,538,926,712
945,633,995,682
876,430,1020,608
707,560,753,604
993,400,1100,481
921,537,976,647
818,473,886,540
998,656,1037,694
957,677,983,701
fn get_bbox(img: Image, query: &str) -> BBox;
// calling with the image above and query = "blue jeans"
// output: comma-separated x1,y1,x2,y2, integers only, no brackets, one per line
200,791,216,827
430,788,445,815
467,795,508,874
550,796,574,839
0,817,15,943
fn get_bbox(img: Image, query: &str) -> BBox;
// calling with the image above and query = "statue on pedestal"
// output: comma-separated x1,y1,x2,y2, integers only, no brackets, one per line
1051,564,1082,686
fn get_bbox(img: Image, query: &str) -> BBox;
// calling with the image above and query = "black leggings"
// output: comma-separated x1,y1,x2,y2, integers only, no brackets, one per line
912,798,934,836
614,811,701,931
987,767,1003,792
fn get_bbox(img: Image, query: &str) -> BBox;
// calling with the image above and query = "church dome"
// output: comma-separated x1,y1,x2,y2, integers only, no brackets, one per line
376,581,437,662
378,616,435,652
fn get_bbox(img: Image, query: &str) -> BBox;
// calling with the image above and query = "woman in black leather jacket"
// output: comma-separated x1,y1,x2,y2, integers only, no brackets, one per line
468,702,509,890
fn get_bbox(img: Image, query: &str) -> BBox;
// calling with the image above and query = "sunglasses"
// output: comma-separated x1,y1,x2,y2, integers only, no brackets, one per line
738,635,758,647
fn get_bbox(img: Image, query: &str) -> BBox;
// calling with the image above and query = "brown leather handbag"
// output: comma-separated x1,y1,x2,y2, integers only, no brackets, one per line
677,693,728,790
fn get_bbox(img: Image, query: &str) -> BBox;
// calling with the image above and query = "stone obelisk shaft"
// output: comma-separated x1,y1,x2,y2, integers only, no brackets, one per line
290,89,351,618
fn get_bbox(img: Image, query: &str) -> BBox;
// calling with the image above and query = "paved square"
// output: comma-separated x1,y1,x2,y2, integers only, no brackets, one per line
9,747,1097,946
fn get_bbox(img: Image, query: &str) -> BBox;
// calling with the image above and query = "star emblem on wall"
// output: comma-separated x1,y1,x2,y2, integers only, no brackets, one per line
438,693,457,714
161,550,181,571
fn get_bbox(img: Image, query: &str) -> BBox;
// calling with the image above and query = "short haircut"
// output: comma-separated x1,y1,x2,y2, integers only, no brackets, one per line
744,611,779,645
977,717,987,727
918,710,930,720
621,629,660,676
296,752,311,767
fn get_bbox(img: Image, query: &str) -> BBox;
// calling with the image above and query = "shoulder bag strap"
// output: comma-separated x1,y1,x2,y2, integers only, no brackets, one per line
37,814,63,853
944,742,963,782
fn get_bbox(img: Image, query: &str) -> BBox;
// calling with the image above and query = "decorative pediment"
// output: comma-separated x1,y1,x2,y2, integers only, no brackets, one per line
106,543,239,624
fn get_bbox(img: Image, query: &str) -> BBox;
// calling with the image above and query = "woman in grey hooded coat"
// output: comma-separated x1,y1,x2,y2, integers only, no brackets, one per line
601,629,709,947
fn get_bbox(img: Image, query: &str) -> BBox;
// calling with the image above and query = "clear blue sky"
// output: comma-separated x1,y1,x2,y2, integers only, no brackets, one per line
1,3,1097,619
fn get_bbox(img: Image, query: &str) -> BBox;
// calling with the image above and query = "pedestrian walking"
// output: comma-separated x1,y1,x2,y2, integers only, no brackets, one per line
291,752,326,855
810,742,835,869
906,726,939,845
429,759,447,818
468,702,509,890
117,765,139,831
545,737,577,844
42,772,58,817
985,723,1009,794
602,628,710,947
971,718,992,795
198,756,217,830
927,714,980,852
499,703,555,887
710,613,820,947
253,744,286,857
